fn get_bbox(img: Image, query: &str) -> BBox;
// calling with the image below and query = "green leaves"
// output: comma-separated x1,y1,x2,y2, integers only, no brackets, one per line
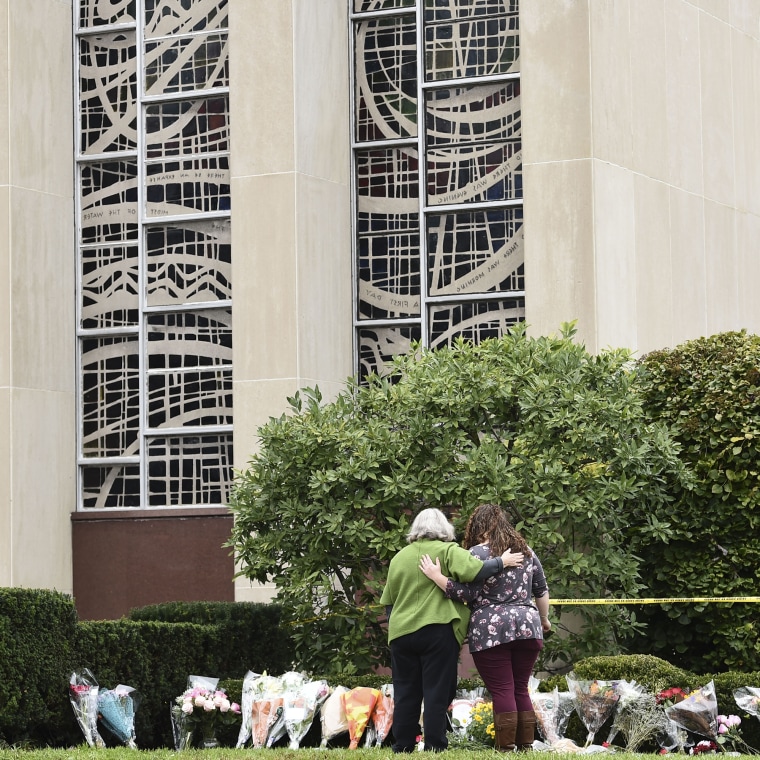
228,327,691,675
626,331,760,672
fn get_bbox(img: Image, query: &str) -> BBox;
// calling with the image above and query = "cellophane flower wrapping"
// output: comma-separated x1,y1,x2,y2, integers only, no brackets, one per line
340,686,381,749
284,678,330,749
529,679,575,746
735,687,760,722
665,681,718,740
320,685,350,747
240,673,290,748
171,675,218,749
566,673,620,747
364,684,394,747
170,674,241,749
97,684,140,748
235,671,261,748
604,679,646,746
450,686,487,736
69,669,106,748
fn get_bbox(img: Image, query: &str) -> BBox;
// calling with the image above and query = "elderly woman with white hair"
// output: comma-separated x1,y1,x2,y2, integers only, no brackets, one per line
379,507,523,753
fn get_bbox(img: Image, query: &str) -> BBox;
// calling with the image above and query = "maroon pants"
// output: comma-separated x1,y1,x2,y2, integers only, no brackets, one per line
472,639,543,713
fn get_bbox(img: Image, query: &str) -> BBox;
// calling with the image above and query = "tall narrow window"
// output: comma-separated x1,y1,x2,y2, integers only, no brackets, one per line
76,0,232,509
351,0,523,379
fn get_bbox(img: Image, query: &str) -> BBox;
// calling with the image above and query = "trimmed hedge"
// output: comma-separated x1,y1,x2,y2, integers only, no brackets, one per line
0,589,78,745
0,590,294,748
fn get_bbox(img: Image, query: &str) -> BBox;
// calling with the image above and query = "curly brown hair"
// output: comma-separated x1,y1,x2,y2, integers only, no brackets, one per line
462,503,529,557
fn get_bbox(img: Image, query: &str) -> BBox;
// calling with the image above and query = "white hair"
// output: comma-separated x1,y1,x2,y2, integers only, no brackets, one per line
406,508,456,543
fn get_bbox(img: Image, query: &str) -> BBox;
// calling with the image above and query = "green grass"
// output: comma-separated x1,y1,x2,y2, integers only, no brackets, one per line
0,751,676,760
0,751,758,760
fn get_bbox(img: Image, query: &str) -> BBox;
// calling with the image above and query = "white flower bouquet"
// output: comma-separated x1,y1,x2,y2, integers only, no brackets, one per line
320,685,350,747
284,678,330,749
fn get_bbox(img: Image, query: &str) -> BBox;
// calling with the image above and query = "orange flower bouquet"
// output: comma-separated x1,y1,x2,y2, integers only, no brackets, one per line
365,684,394,747
340,686,381,749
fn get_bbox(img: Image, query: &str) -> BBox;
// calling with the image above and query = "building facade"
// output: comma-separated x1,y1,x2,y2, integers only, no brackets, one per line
1,0,758,620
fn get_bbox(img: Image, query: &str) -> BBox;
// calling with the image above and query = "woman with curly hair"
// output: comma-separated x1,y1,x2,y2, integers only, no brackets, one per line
420,503,551,752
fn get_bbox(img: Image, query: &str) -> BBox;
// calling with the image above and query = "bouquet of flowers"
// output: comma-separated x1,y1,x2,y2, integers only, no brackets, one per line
529,685,575,746
97,684,140,748
462,700,495,748
735,687,760,722
320,685,350,747
284,677,330,749
604,682,668,752
236,672,291,748
340,686,381,749
566,673,620,747
449,687,487,736
170,674,241,749
364,684,394,747
716,712,758,755
664,681,718,740
69,669,106,748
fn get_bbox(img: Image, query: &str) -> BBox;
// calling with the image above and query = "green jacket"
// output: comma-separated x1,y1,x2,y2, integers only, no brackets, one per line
379,539,489,645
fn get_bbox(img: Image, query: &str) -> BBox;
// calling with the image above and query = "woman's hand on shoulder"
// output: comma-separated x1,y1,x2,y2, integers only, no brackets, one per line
419,554,449,591
501,548,524,567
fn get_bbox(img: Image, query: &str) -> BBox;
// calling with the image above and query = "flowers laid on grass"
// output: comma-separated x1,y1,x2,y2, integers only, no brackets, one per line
320,685,351,747
605,681,668,753
715,712,758,755
529,684,575,747
459,700,495,748
735,686,760,722
171,675,240,749
340,685,381,749
69,669,106,748
97,684,140,748
364,684,394,748
664,681,719,740
689,739,719,754
284,677,330,749
567,673,619,747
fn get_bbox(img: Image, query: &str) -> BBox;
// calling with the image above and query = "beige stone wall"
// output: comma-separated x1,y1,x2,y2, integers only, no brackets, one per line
522,0,760,356
0,0,75,590
230,0,352,602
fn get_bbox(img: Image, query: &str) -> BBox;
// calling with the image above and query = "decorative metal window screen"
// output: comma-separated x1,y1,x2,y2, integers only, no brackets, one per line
76,0,232,509
352,0,524,380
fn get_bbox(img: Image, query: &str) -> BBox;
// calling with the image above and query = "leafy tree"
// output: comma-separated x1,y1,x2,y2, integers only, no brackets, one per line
623,331,760,671
228,324,688,676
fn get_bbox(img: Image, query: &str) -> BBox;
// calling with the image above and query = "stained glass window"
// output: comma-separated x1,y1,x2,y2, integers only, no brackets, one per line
352,0,524,379
76,0,232,509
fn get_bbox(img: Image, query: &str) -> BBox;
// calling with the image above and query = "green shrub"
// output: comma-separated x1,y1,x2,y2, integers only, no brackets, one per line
629,331,760,672
0,589,78,746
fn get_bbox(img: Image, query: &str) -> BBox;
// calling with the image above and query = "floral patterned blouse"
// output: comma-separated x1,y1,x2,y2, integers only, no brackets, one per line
444,543,549,653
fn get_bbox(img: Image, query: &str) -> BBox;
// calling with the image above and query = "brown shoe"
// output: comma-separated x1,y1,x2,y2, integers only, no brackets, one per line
516,710,537,750
494,711,518,752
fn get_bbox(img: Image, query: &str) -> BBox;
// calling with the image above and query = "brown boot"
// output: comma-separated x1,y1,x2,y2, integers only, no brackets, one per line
494,711,518,752
516,710,536,750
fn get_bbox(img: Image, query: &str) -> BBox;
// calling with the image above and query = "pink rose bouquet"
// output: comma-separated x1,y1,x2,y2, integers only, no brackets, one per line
170,675,240,749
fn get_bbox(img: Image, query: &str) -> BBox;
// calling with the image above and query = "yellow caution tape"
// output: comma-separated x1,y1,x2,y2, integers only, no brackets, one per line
288,597,760,625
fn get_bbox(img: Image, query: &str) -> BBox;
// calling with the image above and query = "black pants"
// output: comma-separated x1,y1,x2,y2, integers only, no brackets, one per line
390,623,460,752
